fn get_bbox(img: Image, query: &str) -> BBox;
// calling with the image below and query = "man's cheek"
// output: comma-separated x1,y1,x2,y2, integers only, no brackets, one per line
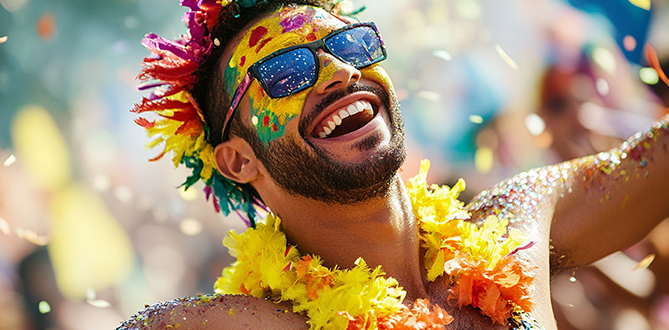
361,65,394,91
248,85,308,143
362,65,398,104
244,59,345,143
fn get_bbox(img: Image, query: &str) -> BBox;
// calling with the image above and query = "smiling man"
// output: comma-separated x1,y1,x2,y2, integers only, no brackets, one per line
119,0,669,329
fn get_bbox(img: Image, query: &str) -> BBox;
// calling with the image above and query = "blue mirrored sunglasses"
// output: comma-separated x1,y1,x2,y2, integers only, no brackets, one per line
221,22,387,137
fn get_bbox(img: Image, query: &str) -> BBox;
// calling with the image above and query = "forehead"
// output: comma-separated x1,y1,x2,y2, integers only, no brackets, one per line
224,6,346,94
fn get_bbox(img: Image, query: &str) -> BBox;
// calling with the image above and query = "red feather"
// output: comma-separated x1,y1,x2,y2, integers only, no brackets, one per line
646,44,669,87
148,150,167,162
138,56,198,86
201,3,222,30
131,98,192,114
134,117,155,129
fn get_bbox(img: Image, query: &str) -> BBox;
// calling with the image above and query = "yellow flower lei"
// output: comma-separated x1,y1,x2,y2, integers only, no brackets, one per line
214,160,535,329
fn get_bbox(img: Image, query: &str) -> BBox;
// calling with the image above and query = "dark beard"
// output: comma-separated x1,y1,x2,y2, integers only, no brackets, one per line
234,84,406,204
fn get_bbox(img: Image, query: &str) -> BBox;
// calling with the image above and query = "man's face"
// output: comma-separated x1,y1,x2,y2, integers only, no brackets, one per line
224,5,345,142
222,5,406,204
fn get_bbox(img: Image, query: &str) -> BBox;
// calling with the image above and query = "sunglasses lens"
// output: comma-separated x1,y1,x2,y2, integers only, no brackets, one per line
325,26,385,68
257,48,317,98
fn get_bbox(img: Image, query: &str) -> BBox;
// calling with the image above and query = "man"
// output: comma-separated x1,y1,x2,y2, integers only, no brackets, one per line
119,0,669,329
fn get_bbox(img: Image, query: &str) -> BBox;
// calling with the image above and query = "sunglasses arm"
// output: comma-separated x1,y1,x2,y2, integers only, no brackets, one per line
221,73,254,138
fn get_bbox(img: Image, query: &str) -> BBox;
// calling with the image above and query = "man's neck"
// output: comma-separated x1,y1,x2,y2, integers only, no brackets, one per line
267,176,429,301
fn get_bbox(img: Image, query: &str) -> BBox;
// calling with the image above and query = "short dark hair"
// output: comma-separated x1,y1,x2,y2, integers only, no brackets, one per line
191,0,338,147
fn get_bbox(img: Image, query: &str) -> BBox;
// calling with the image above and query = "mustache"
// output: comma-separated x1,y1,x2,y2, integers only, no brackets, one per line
298,83,390,137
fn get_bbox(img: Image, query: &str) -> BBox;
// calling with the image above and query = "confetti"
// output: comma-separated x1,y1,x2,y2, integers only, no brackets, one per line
646,44,669,86
87,299,112,308
433,50,452,62
633,254,655,270
494,44,518,70
525,114,546,136
85,288,111,307
640,67,659,85
469,115,483,124
3,154,16,167
0,217,10,235
38,301,51,314
15,228,50,246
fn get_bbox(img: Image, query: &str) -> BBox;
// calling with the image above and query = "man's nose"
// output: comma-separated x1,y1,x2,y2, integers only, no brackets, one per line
313,50,361,94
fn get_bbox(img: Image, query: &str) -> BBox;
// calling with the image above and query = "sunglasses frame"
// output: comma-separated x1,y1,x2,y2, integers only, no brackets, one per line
221,22,387,138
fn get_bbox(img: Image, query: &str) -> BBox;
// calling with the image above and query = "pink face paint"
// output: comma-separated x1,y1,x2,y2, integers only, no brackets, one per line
279,5,316,33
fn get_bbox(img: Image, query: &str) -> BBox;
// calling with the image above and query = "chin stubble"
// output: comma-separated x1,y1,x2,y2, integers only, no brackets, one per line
236,84,407,205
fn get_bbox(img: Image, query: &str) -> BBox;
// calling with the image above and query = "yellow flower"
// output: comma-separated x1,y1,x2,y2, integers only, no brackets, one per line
214,159,534,328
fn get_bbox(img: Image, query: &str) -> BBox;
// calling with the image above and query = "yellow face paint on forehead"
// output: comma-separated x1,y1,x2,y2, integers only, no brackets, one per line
224,5,347,142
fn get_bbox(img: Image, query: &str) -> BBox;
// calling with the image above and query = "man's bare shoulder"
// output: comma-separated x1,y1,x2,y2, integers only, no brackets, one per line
117,294,308,330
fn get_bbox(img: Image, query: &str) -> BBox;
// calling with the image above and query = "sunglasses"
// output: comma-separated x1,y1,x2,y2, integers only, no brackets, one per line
221,22,387,137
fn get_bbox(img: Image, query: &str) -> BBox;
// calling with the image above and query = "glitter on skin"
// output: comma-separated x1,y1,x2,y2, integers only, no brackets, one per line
467,116,669,232
225,6,345,142
116,294,300,329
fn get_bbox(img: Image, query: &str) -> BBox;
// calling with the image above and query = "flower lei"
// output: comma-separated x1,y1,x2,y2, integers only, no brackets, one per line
214,160,536,329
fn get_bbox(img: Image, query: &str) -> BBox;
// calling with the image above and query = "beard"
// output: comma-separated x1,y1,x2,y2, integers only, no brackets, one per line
233,84,406,205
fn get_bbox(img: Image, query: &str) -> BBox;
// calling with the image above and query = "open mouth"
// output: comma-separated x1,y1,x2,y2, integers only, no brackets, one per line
313,100,378,139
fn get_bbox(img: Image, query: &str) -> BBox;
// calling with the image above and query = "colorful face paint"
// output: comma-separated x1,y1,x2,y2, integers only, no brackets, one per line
225,6,345,142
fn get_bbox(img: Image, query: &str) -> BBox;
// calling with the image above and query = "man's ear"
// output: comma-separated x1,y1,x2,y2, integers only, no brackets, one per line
214,136,259,184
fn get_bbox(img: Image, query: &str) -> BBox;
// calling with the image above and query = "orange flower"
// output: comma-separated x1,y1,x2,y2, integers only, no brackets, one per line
295,256,335,300
450,255,535,324
377,299,453,330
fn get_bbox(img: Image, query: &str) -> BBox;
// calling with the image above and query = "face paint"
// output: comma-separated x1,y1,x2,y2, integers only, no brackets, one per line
360,65,398,106
246,53,340,141
225,6,345,142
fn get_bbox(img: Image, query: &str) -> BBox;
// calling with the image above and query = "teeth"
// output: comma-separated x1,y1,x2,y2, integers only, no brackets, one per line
347,104,359,116
363,101,373,112
316,100,374,138
355,101,365,112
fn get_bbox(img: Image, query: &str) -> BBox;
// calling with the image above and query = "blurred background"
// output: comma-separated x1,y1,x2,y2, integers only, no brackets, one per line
0,0,668,328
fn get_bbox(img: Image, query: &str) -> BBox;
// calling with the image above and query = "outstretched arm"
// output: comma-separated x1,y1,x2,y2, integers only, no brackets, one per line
117,294,308,330
550,115,669,270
